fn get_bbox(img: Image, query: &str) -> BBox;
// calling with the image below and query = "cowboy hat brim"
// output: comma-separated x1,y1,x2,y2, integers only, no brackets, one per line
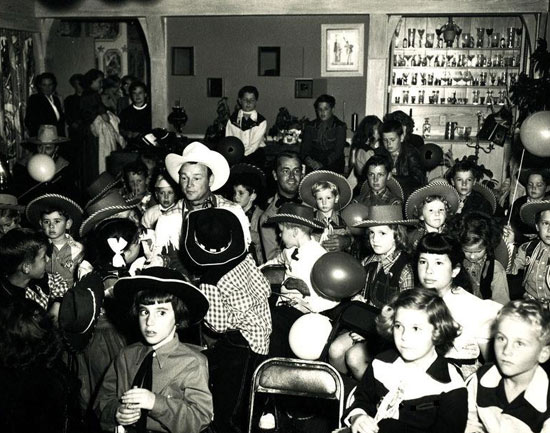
26,193,84,231
114,268,209,325
183,207,247,267
165,142,230,192
266,213,325,230
27,136,71,145
473,183,497,215
405,181,460,219
360,176,404,202
520,200,550,228
85,174,124,208
230,163,267,189
299,170,353,211
353,218,418,228
79,204,137,237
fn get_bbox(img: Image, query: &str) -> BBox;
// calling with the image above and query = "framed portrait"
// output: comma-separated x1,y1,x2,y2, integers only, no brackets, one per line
258,47,280,76
295,79,313,99
321,23,364,77
172,47,194,76
207,78,223,98
104,49,122,77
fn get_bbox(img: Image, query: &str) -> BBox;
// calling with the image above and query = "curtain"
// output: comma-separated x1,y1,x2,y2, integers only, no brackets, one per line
0,29,35,166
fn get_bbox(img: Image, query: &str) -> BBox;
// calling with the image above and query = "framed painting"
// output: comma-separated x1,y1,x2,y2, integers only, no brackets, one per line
295,79,313,98
258,47,280,76
172,47,195,76
321,23,364,77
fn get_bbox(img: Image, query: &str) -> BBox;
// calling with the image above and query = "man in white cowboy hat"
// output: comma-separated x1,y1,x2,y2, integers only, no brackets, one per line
165,141,251,245
508,200,550,305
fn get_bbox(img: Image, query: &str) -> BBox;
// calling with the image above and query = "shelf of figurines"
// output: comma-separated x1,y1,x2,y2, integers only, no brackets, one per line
390,103,507,108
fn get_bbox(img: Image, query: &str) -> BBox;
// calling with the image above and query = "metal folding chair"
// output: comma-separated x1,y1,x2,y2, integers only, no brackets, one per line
247,357,345,432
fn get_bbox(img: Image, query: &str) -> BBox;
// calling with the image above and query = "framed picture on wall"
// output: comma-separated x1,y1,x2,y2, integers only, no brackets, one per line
172,47,194,76
295,79,313,98
321,23,364,77
207,78,223,97
258,47,280,76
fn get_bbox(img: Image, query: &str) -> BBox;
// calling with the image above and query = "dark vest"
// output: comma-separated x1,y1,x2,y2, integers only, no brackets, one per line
361,252,410,309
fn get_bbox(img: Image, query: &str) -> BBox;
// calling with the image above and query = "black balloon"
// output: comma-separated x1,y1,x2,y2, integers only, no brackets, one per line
419,143,443,170
311,252,366,300
217,136,245,166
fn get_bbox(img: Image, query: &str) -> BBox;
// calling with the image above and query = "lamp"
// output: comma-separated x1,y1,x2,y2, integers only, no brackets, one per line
439,17,462,48
167,103,188,135
0,153,12,191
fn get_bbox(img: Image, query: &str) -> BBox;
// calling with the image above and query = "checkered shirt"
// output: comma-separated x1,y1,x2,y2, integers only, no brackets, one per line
200,254,272,355
361,249,414,291
25,272,69,310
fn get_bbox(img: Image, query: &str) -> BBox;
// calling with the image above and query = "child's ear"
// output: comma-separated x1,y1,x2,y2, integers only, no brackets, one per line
451,265,461,278
334,195,339,204
250,191,257,203
66,218,73,230
539,345,550,364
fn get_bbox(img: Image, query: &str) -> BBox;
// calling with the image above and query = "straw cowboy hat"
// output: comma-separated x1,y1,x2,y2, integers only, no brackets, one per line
354,205,418,228
26,193,84,231
182,207,248,267
59,272,104,352
266,202,325,230
359,176,404,202
473,183,497,215
114,267,209,326
405,181,460,219
165,141,230,192
0,194,24,211
299,170,353,211
28,125,70,145
79,191,138,237
230,163,267,189
520,200,550,228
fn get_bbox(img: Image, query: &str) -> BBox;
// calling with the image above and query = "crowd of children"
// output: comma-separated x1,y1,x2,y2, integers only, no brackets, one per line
2,82,550,433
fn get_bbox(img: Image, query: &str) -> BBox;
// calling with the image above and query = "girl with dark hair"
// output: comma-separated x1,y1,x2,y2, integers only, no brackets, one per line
0,298,79,433
348,115,382,182
300,94,347,174
344,288,467,433
416,232,502,378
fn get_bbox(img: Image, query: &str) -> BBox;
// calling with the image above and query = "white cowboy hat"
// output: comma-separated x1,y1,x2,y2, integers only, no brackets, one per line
165,141,230,192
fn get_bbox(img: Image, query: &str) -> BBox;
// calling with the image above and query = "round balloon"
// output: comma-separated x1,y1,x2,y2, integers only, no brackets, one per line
419,143,443,170
27,154,56,182
288,313,332,360
341,203,370,235
520,111,550,157
311,252,366,300
217,136,245,166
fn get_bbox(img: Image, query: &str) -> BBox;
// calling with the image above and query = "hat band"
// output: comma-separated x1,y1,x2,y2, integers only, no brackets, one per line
80,288,97,335
194,232,232,255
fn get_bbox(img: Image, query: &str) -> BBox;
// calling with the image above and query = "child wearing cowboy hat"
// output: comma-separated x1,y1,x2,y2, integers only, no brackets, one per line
26,193,85,288
299,170,353,252
405,180,460,249
95,267,213,433
328,205,417,380
181,206,271,432
508,200,550,305
263,203,340,357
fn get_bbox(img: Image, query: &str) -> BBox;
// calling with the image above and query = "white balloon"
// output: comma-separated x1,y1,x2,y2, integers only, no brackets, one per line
288,313,332,360
27,154,56,182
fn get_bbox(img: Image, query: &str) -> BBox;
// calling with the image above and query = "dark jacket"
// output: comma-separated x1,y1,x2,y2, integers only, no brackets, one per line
375,142,426,194
301,115,347,174
25,93,65,137
461,190,493,216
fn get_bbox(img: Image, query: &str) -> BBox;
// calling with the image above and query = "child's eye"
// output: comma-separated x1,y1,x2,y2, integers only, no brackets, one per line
412,326,420,332
159,311,166,316
138,309,148,316
393,323,402,330
495,335,505,342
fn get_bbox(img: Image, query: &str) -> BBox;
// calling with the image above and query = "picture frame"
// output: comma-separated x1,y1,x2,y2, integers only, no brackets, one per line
295,79,313,99
172,47,194,76
207,78,223,98
321,23,364,77
258,47,280,76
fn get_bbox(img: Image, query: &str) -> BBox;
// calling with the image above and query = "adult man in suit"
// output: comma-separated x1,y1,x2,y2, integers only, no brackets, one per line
25,72,65,138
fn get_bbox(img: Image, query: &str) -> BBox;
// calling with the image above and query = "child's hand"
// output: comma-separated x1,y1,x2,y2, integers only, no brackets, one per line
121,388,156,411
322,234,351,252
284,277,310,296
349,332,365,343
115,403,141,425
350,414,379,433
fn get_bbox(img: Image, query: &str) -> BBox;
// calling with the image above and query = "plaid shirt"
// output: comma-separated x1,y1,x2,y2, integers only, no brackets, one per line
46,234,84,288
357,188,402,207
199,254,272,355
23,273,69,310
360,249,414,292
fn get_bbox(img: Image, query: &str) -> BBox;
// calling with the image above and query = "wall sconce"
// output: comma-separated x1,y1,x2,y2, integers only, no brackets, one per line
439,17,462,47
168,101,188,134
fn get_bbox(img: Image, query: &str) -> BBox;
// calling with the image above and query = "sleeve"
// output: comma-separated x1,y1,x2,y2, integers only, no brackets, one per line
398,263,415,291
491,261,510,305
149,355,213,433
48,272,69,299
95,354,125,431
199,283,229,333
247,119,267,152
430,386,469,433
344,361,379,420
325,124,347,167
509,242,528,275
465,373,487,433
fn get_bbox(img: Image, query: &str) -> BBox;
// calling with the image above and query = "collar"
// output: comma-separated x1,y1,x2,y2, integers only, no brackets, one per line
237,109,258,123
184,193,217,210
380,350,452,383
480,364,549,412
132,103,148,111
136,335,180,370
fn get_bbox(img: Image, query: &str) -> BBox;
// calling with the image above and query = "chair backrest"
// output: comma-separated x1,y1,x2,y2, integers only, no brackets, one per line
261,264,286,290
248,357,344,432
